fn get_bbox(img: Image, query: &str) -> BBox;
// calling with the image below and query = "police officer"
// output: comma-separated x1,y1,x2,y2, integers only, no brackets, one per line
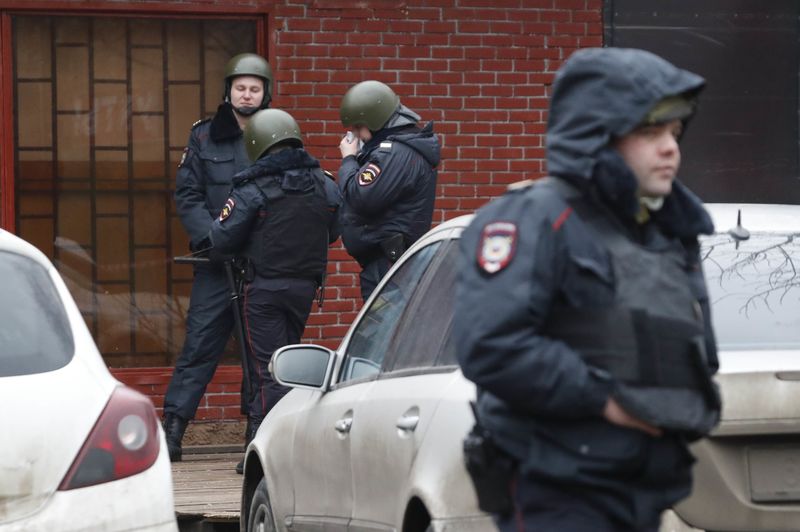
338,80,441,301
163,53,272,462
454,48,721,532
208,108,341,473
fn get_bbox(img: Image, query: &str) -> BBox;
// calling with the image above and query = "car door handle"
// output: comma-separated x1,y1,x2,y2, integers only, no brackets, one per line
396,413,419,432
334,418,353,434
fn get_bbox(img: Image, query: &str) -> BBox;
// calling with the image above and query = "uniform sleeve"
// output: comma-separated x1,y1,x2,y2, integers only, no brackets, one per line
207,185,260,255
175,129,214,248
325,177,343,244
454,194,614,419
339,147,418,217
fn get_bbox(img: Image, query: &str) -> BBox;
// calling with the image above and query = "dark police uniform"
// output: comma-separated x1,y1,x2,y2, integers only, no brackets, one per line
454,48,720,532
165,102,250,422
208,147,341,424
338,122,440,300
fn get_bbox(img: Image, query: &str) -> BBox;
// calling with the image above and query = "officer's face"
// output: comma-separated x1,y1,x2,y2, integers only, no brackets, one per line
614,119,682,198
230,76,265,109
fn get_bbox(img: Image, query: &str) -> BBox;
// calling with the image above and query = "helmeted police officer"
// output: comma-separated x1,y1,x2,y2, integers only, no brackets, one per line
338,80,441,301
208,108,341,474
163,53,272,462
455,48,721,532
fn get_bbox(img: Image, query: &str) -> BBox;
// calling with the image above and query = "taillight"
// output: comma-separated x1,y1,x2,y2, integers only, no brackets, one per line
58,386,161,490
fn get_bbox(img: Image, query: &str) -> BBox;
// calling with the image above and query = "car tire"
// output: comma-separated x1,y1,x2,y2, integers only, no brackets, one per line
248,478,277,532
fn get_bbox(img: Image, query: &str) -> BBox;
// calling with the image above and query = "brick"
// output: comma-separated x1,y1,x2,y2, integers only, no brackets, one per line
207,394,241,407
459,21,492,33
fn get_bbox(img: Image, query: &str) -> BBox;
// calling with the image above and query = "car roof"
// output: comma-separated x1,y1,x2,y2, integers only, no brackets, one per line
0,229,51,265
433,203,800,236
704,203,800,234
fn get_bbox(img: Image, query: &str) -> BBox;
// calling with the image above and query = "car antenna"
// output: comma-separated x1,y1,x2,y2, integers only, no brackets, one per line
728,209,750,248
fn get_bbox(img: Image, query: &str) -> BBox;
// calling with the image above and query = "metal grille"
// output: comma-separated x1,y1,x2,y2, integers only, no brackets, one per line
13,15,257,367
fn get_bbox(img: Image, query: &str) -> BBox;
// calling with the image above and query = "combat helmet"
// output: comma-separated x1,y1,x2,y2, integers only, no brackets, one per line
243,109,302,162
223,53,273,109
340,80,400,131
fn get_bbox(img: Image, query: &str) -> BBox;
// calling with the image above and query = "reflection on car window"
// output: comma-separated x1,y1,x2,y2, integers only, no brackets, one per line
341,242,441,383
387,241,460,372
702,232,800,350
0,252,74,376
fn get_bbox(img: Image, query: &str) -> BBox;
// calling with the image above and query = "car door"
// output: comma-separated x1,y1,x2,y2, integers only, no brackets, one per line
348,240,461,531
289,241,442,531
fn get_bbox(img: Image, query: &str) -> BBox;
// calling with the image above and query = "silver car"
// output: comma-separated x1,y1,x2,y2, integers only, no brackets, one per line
241,203,800,532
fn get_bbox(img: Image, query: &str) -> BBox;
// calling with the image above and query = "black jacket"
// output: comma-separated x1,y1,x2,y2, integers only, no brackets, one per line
175,103,249,250
208,148,341,280
454,48,717,528
338,122,440,264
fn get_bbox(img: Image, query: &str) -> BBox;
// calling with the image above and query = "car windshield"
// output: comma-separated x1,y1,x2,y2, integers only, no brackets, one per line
702,232,800,351
0,251,74,376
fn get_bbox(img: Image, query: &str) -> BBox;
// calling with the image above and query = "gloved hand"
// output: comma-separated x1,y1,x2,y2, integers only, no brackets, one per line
207,246,234,265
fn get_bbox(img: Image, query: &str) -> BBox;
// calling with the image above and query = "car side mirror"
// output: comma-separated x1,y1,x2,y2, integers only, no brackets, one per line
271,344,335,391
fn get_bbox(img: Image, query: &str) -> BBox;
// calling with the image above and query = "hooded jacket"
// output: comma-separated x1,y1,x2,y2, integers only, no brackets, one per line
338,120,441,265
454,48,718,528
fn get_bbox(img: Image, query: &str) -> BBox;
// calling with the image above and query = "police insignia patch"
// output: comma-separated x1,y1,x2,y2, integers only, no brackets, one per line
477,222,517,274
178,147,189,168
358,163,382,186
219,197,235,222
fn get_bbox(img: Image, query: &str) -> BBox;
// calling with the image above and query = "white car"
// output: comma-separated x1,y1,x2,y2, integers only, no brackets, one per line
668,204,800,531
0,229,178,532
241,217,488,532
241,203,800,532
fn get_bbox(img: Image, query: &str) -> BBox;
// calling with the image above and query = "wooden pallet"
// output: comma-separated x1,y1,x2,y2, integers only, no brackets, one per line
171,449,243,523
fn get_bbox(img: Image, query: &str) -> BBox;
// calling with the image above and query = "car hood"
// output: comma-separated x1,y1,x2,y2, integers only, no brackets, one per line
0,341,115,523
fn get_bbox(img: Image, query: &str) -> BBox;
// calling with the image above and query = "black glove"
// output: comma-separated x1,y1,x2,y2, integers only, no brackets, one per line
207,246,234,265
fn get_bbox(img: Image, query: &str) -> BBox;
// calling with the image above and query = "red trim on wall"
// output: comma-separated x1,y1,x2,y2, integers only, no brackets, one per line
0,1,266,15
0,13,13,231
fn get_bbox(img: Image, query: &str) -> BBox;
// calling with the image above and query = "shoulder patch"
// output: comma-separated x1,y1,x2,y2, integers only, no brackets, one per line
192,117,210,129
477,221,517,275
178,147,190,168
323,170,336,180
219,197,235,222
358,163,382,186
507,179,536,192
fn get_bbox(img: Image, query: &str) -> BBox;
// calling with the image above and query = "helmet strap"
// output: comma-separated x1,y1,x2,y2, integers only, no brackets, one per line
233,105,259,117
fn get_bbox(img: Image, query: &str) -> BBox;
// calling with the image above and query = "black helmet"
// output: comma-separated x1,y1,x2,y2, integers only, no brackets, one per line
243,109,303,162
223,53,273,109
340,80,400,131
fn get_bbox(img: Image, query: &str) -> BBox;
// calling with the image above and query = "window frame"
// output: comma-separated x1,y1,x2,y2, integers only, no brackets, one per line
0,2,271,231
330,226,455,391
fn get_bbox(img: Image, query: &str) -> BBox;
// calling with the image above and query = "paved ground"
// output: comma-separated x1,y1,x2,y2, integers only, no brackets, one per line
171,447,243,531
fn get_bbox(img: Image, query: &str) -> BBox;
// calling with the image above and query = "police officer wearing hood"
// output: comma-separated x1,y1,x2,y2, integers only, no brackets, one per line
163,53,272,462
208,108,341,473
455,48,721,531
338,81,441,301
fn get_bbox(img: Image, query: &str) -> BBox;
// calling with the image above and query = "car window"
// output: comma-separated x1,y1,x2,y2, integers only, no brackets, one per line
340,242,441,383
0,251,74,376
385,240,460,372
702,232,800,350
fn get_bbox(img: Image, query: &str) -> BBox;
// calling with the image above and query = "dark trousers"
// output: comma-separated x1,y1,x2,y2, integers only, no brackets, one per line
495,477,660,532
164,264,234,421
495,435,692,532
359,256,392,301
242,276,318,423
